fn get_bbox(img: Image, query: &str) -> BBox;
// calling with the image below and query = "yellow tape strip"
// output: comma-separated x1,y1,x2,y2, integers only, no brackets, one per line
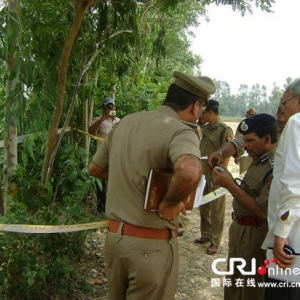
73,128,104,142
0,170,245,232
0,220,108,234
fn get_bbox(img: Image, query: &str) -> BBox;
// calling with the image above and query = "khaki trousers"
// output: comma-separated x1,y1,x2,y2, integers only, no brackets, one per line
199,195,226,245
104,224,179,300
224,221,267,300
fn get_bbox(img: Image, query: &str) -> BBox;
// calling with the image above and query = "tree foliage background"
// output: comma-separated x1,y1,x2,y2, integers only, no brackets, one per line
0,0,293,298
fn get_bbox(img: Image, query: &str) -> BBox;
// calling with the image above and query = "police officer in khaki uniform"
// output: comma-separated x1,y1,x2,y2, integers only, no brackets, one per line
195,100,234,255
212,113,277,300
207,107,286,169
88,71,216,300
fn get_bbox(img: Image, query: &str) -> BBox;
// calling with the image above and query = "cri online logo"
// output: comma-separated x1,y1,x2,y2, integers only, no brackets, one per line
257,258,277,275
212,257,279,276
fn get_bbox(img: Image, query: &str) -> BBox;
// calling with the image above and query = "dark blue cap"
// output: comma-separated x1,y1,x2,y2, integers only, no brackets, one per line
205,99,219,111
238,113,276,134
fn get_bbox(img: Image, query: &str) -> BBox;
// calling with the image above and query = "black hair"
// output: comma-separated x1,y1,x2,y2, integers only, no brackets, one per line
163,83,202,111
255,125,277,144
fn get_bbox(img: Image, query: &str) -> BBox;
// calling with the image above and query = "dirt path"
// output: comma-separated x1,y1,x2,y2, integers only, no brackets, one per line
174,121,239,300
175,193,233,300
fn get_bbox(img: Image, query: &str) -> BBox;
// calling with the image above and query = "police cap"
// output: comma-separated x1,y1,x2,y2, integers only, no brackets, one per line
238,113,276,135
204,99,219,111
173,71,216,98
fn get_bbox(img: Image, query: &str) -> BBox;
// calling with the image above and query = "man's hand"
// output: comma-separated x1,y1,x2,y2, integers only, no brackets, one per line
273,236,294,269
212,167,233,189
207,150,223,169
101,107,111,121
207,142,237,169
158,201,186,221
234,157,240,165
88,161,108,181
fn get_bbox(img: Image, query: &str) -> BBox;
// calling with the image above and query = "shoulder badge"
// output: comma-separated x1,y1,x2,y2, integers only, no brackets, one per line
260,155,270,163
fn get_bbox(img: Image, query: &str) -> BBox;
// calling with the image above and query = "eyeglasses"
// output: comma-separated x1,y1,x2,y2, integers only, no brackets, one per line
197,95,210,107
197,100,208,108
280,95,299,108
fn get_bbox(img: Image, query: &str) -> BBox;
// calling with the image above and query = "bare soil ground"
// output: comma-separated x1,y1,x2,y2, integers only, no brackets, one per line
68,122,239,300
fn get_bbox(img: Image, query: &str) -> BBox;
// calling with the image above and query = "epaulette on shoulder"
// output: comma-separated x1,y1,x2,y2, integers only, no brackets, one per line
260,155,275,166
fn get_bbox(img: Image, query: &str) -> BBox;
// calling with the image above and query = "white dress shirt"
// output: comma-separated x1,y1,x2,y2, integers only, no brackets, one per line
262,112,300,250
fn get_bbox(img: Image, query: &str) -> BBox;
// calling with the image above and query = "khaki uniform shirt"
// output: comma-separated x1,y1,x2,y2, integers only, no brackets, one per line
233,148,276,217
200,120,234,192
230,134,245,158
92,105,201,230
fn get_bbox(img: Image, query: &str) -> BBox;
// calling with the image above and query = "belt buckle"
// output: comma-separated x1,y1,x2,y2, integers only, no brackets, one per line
231,212,236,221
231,212,241,224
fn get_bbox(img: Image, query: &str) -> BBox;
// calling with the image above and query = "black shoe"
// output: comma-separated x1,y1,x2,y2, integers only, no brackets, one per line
194,237,210,244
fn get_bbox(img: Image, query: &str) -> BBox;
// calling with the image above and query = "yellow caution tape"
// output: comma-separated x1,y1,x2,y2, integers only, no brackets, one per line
73,128,104,142
0,171,245,232
0,220,108,234
0,128,107,234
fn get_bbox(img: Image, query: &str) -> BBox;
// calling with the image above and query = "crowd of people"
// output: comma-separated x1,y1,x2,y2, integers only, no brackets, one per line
87,71,300,300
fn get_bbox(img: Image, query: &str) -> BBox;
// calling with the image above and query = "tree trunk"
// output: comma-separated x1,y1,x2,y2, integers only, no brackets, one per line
41,0,95,185
3,0,21,214
82,71,90,153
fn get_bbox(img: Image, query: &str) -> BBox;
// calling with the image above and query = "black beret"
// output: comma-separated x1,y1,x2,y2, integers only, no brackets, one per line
238,113,276,135
205,99,219,111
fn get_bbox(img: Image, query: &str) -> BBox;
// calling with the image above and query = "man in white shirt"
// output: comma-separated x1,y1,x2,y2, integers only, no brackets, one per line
262,78,300,299
89,97,120,212
89,97,120,149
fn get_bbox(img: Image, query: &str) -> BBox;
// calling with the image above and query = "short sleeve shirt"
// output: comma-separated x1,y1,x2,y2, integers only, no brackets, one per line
91,116,120,148
200,120,234,191
232,148,275,216
230,134,245,158
92,105,201,230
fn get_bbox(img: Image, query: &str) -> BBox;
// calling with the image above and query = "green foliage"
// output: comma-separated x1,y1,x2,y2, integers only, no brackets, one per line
213,79,288,118
0,201,94,300
9,133,95,209
211,0,275,15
